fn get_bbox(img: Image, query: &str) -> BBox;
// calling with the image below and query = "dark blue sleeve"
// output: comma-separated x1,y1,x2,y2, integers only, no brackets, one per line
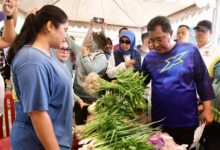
193,46,215,101
132,50,142,72
141,55,151,85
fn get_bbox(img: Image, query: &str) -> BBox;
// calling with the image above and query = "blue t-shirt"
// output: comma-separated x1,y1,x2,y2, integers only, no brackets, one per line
11,46,73,149
142,42,215,128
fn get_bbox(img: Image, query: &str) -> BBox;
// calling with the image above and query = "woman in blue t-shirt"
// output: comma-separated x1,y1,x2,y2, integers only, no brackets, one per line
7,5,72,150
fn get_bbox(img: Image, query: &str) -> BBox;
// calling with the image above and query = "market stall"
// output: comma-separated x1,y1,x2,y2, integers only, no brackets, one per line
74,69,189,150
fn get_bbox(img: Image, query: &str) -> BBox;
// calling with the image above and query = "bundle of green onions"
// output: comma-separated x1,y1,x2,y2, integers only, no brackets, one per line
84,69,147,111
80,69,159,150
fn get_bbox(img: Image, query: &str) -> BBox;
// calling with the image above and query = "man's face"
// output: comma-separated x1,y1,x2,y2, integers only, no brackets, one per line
148,26,172,53
177,26,190,43
195,26,211,44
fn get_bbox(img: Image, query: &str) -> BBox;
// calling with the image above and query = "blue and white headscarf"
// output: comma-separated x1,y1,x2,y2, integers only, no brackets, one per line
118,30,136,55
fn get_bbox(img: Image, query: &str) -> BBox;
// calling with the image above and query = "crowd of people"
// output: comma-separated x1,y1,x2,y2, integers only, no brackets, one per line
0,0,220,150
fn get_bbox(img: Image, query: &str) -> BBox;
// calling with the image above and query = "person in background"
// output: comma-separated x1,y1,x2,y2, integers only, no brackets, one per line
106,30,141,79
142,16,214,149
56,39,88,109
176,24,190,43
7,5,72,150
138,32,150,65
0,0,18,87
0,0,17,48
113,27,128,51
198,56,220,150
193,20,220,150
0,0,18,119
73,20,108,125
103,37,113,60
194,20,219,67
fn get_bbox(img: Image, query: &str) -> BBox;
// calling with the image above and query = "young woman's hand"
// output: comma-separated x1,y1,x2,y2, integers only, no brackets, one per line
77,99,89,109
3,0,17,16
89,19,96,28
82,46,90,57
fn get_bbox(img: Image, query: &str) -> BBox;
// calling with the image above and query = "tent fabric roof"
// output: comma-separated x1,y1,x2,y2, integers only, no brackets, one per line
17,0,195,29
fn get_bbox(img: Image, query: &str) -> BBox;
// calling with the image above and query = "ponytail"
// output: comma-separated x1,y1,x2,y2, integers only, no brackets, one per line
7,13,38,64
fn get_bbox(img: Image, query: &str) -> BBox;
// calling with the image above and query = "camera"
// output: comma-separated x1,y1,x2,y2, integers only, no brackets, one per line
93,17,104,23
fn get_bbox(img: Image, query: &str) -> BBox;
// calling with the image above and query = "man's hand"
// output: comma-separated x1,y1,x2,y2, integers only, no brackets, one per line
200,110,213,124
199,100,213,125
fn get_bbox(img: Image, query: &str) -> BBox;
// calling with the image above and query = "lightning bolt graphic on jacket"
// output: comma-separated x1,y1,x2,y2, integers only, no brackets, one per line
160,51,187,73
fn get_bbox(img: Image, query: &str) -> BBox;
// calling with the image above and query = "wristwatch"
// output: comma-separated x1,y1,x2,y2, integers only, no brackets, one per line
5,15,13,20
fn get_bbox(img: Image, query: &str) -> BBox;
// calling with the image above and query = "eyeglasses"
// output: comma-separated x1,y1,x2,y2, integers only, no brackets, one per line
120,39,131,45
58,47,71,53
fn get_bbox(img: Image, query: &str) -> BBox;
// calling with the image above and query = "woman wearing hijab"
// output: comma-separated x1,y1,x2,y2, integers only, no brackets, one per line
106,30,141,78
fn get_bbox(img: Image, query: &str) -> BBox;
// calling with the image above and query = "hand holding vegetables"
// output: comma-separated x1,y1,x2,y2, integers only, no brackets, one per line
124,59,135,68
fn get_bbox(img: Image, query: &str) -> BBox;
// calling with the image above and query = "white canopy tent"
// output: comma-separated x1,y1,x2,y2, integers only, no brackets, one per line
16,0,195,29
0,0,219,44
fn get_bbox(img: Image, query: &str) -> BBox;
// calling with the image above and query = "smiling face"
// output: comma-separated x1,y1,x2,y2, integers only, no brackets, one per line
148,26,173,53
119,37,131,51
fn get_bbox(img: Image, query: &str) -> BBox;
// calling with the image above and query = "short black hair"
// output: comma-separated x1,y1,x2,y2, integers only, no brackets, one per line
119,27,128,35
178,25,190,31
136,44,142,49
141,32,149,42
147,16,172,33
106,37,113,46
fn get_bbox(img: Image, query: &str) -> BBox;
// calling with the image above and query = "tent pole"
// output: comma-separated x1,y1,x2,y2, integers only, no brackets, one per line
212,0,220,46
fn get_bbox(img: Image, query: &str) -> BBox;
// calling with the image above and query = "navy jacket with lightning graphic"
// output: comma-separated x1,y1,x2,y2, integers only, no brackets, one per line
142,42,215,128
